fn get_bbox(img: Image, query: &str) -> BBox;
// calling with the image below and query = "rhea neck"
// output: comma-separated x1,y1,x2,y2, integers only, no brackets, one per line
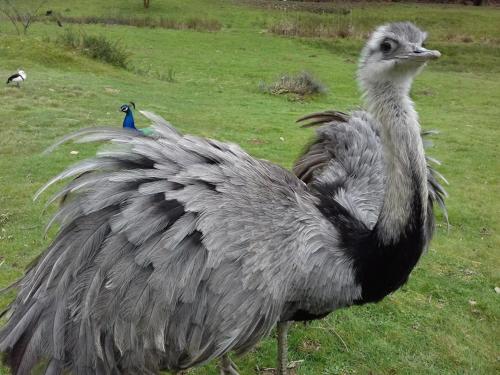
123,109,136,130
362,73,428,245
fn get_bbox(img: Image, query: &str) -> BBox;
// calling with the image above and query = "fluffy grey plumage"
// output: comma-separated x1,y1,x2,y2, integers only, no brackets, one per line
0,22,445,375
0,113,360,374
295,111,448,230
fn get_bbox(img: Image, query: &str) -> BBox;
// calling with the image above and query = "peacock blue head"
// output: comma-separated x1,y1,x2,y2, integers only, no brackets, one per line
120,101,135,113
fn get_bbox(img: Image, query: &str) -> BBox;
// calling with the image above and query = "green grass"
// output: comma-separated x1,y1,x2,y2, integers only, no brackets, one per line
0,1,499,374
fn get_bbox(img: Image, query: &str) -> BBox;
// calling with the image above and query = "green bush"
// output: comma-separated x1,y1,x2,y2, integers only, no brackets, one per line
260,72,327,98
48,15,222,32
268,13,353,39
57,29,129,68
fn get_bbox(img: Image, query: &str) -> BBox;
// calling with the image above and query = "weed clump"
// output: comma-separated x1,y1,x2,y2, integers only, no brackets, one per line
50,15,221,32
130,65,177,83
260,72,327,99
268,14,353,39
57,29,128,68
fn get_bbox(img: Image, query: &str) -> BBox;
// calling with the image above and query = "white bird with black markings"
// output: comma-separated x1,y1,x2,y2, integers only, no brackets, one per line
0,22,447,375
6,69,26,88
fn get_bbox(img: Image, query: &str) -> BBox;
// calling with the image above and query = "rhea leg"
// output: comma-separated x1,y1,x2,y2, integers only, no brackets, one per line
277,321,290,375
219,353,239,375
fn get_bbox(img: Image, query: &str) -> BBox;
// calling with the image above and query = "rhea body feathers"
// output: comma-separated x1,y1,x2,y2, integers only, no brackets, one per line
0,22,444,374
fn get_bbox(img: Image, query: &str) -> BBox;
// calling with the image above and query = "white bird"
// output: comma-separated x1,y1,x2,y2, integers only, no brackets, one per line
6,69,26,88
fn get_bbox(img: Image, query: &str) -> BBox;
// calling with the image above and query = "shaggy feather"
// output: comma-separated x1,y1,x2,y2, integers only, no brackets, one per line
1,118,361,373
1,22,445,375
295,109,448,228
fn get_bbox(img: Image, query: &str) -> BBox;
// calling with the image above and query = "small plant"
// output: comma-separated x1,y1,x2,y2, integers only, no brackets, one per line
81,34,128,68
260,72,327,99
130,64,177,83
58,28,80,49
57,29,129,68
165,67,176,83
184,17,222,32
45,15,222,32
268,13,353,39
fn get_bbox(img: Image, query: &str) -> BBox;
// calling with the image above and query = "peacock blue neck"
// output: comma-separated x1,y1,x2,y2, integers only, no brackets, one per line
123,110,136,130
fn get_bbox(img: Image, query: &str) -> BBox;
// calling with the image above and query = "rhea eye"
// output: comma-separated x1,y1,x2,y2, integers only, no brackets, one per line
380,41,392,53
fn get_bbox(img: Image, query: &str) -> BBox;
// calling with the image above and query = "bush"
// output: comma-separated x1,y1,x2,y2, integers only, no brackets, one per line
49,15,222,32
260,72,327,98
183,17,222,32
268,17,353,39
129,64,177,83
57,28,80,49
80,34,128,68
57,29,129,68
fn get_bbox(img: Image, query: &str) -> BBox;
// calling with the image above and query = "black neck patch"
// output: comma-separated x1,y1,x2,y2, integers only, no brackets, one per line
312,175,425,305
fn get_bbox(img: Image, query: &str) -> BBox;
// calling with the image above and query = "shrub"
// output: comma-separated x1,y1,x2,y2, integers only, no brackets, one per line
57,29,128,68
80,34,128,68
48,15,222,32
57,28,80,49
165,67,176,83
184,17,222,32
259,72,327,99
130,64,177,83
267,11,353,39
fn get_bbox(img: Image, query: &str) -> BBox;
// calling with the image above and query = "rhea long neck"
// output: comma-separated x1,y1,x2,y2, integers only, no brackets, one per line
364,78,428,245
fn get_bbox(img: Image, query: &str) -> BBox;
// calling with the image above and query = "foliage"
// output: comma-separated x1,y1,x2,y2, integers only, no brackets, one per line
41,15,222,32
57,29,129,68
165,67,176,83
268,14,354,39
260,72,327,98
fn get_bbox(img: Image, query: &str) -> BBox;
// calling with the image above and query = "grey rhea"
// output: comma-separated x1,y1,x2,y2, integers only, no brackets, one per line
0,22,446,375
275,23,448,372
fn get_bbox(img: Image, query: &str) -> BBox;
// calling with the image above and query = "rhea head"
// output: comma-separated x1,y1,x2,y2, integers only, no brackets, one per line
358,22,440,93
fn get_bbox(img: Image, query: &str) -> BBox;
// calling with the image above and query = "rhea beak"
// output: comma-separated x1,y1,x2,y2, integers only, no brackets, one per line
407,47,441,61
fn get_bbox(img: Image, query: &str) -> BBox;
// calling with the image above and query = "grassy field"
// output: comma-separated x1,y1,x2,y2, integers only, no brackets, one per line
0,1,499,374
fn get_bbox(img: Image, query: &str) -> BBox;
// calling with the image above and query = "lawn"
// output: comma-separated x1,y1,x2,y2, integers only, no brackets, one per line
0,1,499,374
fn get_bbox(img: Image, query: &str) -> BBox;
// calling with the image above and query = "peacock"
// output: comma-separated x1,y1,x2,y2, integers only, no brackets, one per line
120,102,154,136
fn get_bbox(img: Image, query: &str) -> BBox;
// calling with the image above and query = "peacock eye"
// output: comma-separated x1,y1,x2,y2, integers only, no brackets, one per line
380,41,392,53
